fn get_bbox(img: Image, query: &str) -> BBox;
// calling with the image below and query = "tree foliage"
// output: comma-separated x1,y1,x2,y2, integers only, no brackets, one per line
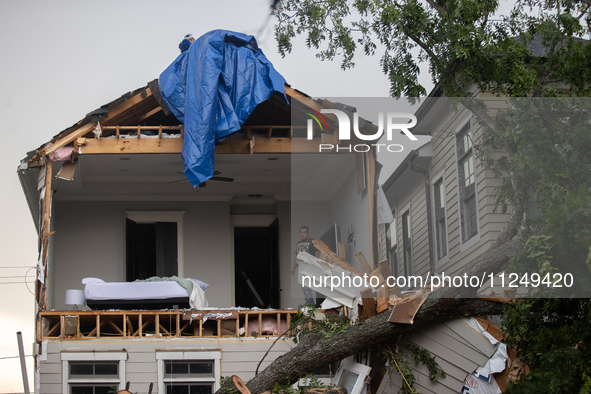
271,0,591,392
502,299,591,393
273,0,591,97
484,97,591,295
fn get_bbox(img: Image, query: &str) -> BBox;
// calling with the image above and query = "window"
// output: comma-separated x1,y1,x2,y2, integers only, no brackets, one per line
385,216,398,276
157,351,221,394
431,171,449,267
456,123,479,248
61,352,127,394
401,205,412,277
333,359,371,394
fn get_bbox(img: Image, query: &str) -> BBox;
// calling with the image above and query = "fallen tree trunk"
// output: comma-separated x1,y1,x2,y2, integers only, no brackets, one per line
218,297,502,394
217,204,525,394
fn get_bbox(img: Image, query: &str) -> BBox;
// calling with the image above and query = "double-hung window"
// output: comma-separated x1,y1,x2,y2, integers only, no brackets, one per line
400,205,412,278
456,122,479,249
157,350,221,394
431,171,449,267
61,352,127,394
386,215,398,276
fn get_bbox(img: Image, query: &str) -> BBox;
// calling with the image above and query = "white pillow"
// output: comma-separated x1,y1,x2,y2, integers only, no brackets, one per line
82,277,105,284
188,278,209,291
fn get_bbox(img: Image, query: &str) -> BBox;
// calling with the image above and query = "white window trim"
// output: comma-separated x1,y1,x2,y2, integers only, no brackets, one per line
398,201,412,277
334,358,372,394
61,351,127,394
454,117,481,253
156,350,222,394
430,168,450,270
126,211,185,277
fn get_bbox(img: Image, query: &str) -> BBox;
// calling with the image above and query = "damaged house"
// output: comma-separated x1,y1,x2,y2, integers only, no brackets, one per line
17,30,385,394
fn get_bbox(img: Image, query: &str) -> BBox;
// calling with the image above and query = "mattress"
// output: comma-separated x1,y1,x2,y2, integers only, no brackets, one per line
84,279,189,301
82,277,208,310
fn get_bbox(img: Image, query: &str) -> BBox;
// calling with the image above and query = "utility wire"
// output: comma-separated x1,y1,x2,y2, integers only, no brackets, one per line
0,355,33,360
0,266,36,269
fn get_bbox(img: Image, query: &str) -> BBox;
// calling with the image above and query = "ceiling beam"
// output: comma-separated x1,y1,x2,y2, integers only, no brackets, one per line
77,136,327,155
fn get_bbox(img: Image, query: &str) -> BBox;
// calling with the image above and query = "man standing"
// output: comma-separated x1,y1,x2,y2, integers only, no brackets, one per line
292,225,319,305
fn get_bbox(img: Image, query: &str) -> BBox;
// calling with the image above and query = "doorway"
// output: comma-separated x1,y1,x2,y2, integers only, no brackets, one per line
126,219,178,281
233,219,279,308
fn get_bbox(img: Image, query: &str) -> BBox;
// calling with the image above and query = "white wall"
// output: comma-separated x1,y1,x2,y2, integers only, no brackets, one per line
51,200,234,309
327,169,371,269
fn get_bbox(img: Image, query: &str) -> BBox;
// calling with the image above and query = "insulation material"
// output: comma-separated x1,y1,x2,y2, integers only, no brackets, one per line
462,373,502,394
461,317,509,394
245,316,288,336
93,121,102,138
159,29,288,186
37,255,44,284
46,143,74,162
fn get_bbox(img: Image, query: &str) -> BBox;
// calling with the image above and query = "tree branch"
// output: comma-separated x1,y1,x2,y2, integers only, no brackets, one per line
235,299,503,394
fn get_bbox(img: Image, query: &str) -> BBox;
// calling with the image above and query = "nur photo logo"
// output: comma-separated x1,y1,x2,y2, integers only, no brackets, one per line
305,108,419,152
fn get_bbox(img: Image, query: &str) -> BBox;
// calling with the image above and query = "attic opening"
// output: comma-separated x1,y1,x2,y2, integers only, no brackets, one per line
233,219,279,308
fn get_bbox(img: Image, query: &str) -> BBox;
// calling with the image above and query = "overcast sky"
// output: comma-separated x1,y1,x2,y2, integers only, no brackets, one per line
0,1,435,391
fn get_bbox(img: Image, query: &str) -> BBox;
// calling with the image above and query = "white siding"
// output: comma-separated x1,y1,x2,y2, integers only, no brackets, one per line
40,338,295,394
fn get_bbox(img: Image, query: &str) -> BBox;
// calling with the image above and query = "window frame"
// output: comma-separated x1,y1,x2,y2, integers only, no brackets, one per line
385,213,398,277
61,351,127,394
333,359,372,394
399,202,412,278
454,118,481,252
430,168,449,269
156,350,221,394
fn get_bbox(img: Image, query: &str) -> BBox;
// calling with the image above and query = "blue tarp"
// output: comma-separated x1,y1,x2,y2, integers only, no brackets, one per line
158,29,289,187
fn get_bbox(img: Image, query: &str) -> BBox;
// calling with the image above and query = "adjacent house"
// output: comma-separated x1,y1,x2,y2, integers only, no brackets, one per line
378,91,511,289
17,75,385,393
374,91,513,393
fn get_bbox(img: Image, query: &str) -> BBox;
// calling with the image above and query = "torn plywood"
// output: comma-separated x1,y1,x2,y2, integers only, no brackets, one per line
56,161,77,181
388,297,427,324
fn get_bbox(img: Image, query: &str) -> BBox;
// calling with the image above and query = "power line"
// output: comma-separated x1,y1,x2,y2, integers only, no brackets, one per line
0,266,36,269
0,355,33,361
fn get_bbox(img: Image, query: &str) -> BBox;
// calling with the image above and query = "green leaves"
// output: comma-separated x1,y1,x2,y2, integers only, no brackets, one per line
502,299,591,393
285,305,351,344
381,344,446,394
273,0,591,98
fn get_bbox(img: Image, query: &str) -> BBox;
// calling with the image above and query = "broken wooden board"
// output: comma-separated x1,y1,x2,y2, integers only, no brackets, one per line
338,242,346,259
378,259,402,298
56,161,77,181
376,286,389,313
313,240,364,277
388,297,427,324
355,252,374,275
360,288,377,319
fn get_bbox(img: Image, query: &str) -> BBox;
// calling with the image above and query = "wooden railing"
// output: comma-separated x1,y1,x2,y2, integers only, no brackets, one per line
38,309,300,341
